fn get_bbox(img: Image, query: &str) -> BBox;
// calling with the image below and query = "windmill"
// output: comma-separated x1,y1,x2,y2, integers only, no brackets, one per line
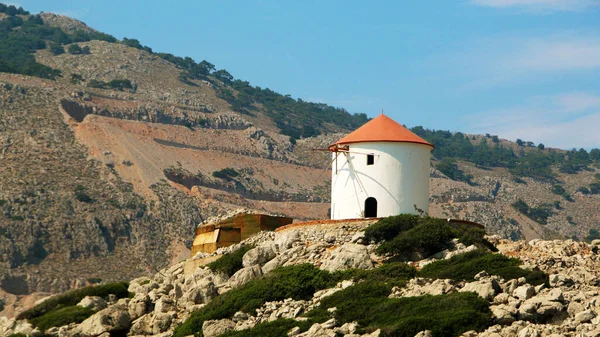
317,114,434,220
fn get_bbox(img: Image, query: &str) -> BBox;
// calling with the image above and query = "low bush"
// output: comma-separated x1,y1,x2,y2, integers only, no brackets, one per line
17,282,129,320
29,305,94,331
0,298,4,311
512,199,553,224
375,218,452,259
364,214,420,242
306,282,491,337
332,262,416,287
207,245,253,277
218,319,312,337
212,168,240,181
419,250,547,285
366,215,496,261
173,264,336,337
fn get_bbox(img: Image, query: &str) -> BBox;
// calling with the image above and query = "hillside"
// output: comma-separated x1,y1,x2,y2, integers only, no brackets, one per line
3,216,600,337
0,3,600,305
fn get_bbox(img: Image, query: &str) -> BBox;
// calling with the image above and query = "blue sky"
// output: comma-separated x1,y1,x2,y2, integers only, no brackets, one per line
13,0,600,149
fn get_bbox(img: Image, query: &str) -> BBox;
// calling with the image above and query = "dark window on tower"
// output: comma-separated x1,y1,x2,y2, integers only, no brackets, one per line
367,154,374,165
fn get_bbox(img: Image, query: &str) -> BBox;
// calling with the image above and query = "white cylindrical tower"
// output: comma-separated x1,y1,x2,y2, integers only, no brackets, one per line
329,114,433,220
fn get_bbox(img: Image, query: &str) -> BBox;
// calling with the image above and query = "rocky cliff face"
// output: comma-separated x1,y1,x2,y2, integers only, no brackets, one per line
3,221,600,337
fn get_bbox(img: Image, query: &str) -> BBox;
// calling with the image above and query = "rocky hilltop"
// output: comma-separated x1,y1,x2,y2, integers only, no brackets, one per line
1,6,600,307
3,217,600,337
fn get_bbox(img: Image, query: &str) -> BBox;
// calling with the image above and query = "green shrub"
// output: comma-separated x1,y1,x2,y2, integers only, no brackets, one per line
0,298,4,311
30,305,94,331
586,228,600,242
419,250,547,285
578,186,590,195
435,158,474,184
512,199,553,224
377,217,455,259
6,334,28,337
218,319,312,337
70,73,84,84
334,262,416,285
108,79,133,90
365,215,495,261
74,185,93,203
173,264,336,337
67,44,90,55
306,283,491,337
364,214,421,242
88,79,107,88
212,168,240,182
18,282,129,320
306,280,394,323
207,245,253,277
49,42,64,55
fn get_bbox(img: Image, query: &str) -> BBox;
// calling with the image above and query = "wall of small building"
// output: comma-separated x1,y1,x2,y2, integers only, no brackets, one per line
330,141,431,220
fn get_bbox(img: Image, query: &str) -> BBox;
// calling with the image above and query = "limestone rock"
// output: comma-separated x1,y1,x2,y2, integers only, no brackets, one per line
228,265,263,288
320,243,373,272
74,305,130,336
77,296,108,311
460,279,500,300
243,244,277,267
202,319,236,337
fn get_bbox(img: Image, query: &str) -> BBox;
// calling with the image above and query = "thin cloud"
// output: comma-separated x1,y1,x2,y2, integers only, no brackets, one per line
471,0,600,11
511,38,600,71
465,92,600,149
444,35,600,91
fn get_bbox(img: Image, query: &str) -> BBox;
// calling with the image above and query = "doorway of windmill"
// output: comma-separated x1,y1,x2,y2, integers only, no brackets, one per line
365,197,377,218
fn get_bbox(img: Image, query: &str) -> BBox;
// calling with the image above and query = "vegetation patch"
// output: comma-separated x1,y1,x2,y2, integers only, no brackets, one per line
364,214,496,261
17,282,129,321
207,245,254,277
332,262,416,287
29,305,94,331
218,319,312,337
435,158,474,185
419,250,547,285
512,199,553,224
212,168,240,182
306,281,491,337
173,264,336,337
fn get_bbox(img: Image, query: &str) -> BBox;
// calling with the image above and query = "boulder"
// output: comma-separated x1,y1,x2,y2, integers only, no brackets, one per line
182,278,218,304
575,309,596,323
275,231,300,250
128,293,150,320
320,243,373,272
243,244,277,267
513,285,536,300
202,319,236,337
154,297,175,313
228,265,263,288
74,305,131,336
460,279,500,300
77,296,108,311
491,304,517,325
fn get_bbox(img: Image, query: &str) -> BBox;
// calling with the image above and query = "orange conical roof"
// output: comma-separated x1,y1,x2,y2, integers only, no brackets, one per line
330,114,433,150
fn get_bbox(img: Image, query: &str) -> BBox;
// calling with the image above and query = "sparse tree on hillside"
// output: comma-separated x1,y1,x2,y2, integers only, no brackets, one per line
50,42,65,55
214,69,233,83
